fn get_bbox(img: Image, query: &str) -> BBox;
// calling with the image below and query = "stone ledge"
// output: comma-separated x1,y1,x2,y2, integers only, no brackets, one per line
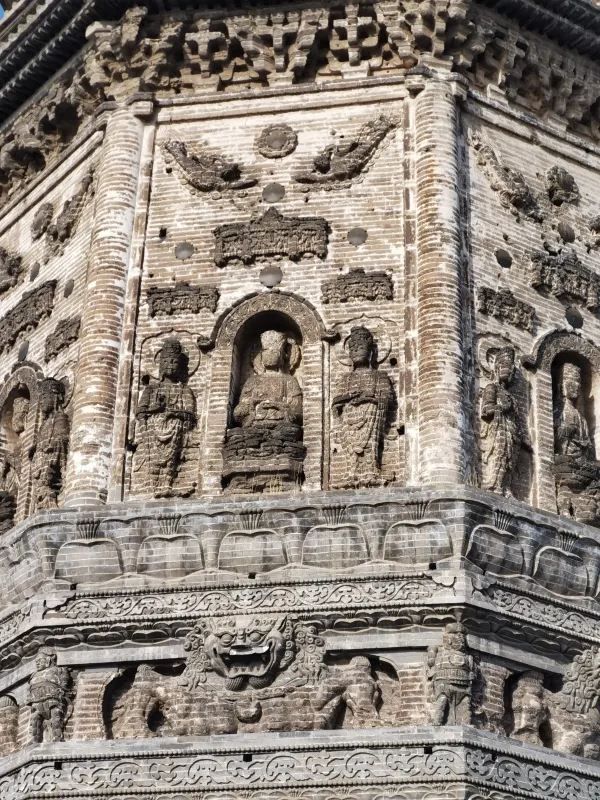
0,487,598,612
0,728,599,799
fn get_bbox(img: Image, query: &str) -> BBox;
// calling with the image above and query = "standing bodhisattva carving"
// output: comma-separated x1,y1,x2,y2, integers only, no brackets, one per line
332,326,395,488
31,378,70,510
553,362,600,524
480,347,528,496
0,392,29,531
222,330,305,493
27,648,71,743
135,338,196,498
427,623,476,726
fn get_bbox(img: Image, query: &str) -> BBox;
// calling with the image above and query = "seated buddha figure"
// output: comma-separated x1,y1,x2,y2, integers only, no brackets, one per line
222,329,305,493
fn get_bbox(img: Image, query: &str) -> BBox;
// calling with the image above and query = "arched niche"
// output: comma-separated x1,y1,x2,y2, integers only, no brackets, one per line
526,331,600,518
226,309,304,432
0,364,42,527
202,292,327,494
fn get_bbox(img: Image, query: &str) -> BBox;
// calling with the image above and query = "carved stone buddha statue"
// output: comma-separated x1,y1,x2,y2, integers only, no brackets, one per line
222,329,305,493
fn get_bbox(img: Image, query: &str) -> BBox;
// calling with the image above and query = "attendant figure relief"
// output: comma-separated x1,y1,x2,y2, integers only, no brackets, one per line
135,337,197,498
27,648,71,743
552,361,600,523
332,326,395,488
480,346,529,496
31,378,69,510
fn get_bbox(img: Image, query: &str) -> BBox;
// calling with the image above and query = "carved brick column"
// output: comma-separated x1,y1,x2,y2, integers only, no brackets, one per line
64,106,146,506
414,76,469,485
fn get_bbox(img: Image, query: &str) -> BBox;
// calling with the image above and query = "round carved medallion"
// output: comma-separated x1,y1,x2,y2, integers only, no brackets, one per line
256,125,298,159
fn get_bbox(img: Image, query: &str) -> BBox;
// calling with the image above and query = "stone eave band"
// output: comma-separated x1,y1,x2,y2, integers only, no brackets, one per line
1,0,600,122
0,728,599,800
0,0,126,120
479,0,600,57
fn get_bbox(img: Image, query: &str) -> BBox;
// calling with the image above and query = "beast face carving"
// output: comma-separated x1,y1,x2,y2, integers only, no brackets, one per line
201,615,294,690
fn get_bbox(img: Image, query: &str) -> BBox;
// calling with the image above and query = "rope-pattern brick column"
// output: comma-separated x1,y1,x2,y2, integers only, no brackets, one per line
64,107,145,506
414,77,468,485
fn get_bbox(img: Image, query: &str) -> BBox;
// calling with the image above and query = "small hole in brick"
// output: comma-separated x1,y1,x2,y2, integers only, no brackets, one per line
495,248,512,269
243,753,253,762
248,572,256,579
175,242,195,260
259,265,282,288
159,227,168,239
262,183,285,203
424,747,433,755
165,167,173,174
63,279,74,298
54,761,63,771
565,306,583,328
429,562,437,570
558,221,575,243
30,262,40,281
390,357,398,367
18,341,29,361
348,227,367,246
397,424,405,436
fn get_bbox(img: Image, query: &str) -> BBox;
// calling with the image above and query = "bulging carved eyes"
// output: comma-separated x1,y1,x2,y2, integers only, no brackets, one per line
219,633,234,646
248,631,264,643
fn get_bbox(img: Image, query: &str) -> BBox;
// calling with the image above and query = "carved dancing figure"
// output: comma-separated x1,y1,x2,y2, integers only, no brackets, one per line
27,648,70,743
332,326,394,488
223,329,305,492
427,623,475,726
553,361,600,523
109,615,382,738
135,338,196,498
511,671,549,746
509,648,600,759
480,347,525,496
31,378,69,510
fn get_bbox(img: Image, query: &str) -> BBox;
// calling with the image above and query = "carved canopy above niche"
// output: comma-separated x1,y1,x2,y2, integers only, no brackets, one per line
214,209,329,267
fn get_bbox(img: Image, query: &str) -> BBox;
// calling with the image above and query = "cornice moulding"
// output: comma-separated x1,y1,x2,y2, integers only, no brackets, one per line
1,0,600,121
